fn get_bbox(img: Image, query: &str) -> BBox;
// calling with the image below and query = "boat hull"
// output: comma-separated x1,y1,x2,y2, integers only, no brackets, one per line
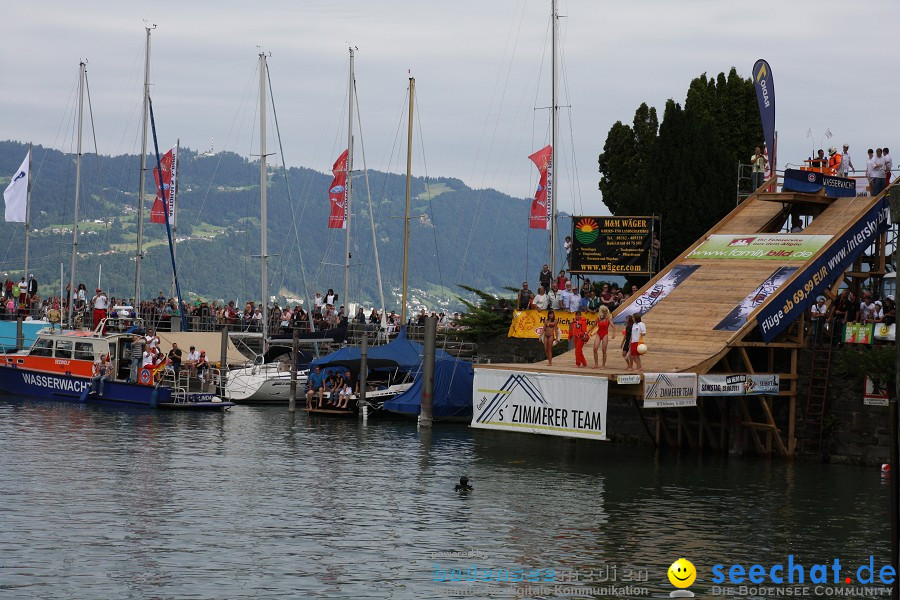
223,366,307,404
0,365,233,411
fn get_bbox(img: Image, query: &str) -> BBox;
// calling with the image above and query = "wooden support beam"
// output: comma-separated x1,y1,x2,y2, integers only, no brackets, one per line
788,348,798,456
738,397,767,455
758,395,788,456
677,410,697,449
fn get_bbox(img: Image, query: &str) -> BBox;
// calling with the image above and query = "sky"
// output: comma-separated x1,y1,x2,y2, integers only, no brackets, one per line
2,0,898,216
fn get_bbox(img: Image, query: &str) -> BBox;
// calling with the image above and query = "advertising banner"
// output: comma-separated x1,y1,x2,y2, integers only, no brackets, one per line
150,146,177,224
758,198,890,342
698,374,780,396
752,59,775,172
874,323,896,342
613,264,700,325
472,369,608,440
687,234,830,261
508,310,599,339
714,266,798,331
528,145,552,230
327,149,349,229
643,372,697,408
570,216,653,274
782,168,857,198
844,322,875,345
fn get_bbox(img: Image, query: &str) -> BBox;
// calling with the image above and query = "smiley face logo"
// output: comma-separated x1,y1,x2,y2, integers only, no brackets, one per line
668,558,696,589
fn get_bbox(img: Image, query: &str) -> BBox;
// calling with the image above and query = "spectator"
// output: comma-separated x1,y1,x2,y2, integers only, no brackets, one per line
810,296,827,347
884,147,892,185
168,343,183,374
517,282,534,310
567,285,582,313
872,148,887,196
866,148,876,192
860,292,876,323
186,345,201,376
538,264,552,291
883,296,896,326
839,144,854,176
872,300,885,324
750,145,767,189
532,286,549,310
564,235,573,267
128,335,144,383
556,269,568,291
559,281,573,312
600,284,615,312
790,215,804,233
546,283,561,311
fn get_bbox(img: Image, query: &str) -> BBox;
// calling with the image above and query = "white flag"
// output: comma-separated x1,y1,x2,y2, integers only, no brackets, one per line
3,150,29,223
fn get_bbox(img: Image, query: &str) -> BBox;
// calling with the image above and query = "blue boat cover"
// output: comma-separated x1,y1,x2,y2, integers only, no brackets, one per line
383,356,474,419
311,328,453,371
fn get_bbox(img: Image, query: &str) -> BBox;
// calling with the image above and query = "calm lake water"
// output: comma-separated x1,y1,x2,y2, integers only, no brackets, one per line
0,397,892,599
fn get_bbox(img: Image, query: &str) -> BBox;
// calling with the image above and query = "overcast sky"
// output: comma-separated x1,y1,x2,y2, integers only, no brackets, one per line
2,0,897,216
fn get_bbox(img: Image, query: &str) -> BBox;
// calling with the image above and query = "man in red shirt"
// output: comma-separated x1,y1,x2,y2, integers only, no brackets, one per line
569,309,589,368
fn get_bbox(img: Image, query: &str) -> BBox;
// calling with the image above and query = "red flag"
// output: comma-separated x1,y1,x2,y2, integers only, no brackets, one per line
528,145,552,230
150,146,177,224
327,149,349,229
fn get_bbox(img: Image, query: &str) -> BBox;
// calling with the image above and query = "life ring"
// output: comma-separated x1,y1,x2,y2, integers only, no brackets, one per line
139,368,153,386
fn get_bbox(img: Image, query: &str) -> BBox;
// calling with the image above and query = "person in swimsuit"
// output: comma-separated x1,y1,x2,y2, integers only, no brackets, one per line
629,314,647,372
542,310,559,366
621,314,634,370
592,305,615,368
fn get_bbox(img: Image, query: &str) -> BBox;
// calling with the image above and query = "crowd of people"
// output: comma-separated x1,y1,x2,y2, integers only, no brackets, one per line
518,265,640,314
809,288,896,347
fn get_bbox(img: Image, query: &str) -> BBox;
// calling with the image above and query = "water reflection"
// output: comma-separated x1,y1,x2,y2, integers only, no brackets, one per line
0,398,891,599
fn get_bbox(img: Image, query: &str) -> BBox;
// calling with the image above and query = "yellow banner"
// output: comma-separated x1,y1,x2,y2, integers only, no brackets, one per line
507,309,600,339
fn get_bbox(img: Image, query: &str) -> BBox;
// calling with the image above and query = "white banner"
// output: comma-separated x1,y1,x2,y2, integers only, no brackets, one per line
874,323,895,342
643,372,697,408
471,369,608,440
698,374,780,396
4,149,29,223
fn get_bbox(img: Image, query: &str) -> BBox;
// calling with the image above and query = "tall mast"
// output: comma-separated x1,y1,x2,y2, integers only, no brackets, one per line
400,77,414,327
259,52,269,352
343,47,355,315
135,25,153,305
549,0,559,274
68,61,86,329
23,143,32,280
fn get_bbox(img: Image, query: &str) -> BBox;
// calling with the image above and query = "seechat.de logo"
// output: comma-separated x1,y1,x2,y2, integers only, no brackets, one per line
667,558,696,597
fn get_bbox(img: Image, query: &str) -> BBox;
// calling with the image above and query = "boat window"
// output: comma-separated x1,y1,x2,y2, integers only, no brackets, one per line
74,341,94,361
29,338,54,357
54,339,73,359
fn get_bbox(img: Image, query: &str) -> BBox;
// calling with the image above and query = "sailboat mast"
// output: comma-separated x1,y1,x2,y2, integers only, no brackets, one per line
400,77,414,327
135,25,153,306
549,0,559,274
68,61,86,329
259,52,269,351
23,143,32,280
343,47,355,315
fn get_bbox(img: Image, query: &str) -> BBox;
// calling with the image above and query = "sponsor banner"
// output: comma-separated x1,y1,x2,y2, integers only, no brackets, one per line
758,198,890,342
844,322,875,345
643,372,697,408
874,322,895,341
782,168,857,198
327,149,349,229
616,374,641,385
472,369,608,440
613,264,700,325
752,59,775,173
698,374,780,396
864,376,890,406
508,309,598,339
715,266,798,331
528,145,552,230
150,146,177,224
687,234,830,261
570,216,654,275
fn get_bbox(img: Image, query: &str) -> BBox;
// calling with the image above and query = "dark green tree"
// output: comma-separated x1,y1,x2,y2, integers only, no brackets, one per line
454,284,515,342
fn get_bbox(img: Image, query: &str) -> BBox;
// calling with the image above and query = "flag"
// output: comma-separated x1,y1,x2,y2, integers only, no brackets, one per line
150,146,177,224
528,144,552,230
327,149,349,229
752,59,775,173
3,149,29,223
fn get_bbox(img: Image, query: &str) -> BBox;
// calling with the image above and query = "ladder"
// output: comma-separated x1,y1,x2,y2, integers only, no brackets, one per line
800,325,835,453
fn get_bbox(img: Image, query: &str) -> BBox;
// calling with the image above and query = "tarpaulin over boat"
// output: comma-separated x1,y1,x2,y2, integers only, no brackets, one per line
383,355,474,420
310,328,452,372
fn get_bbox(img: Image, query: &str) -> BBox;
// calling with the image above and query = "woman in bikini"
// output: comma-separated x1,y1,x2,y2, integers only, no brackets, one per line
592,305,615,368
542,310,559,366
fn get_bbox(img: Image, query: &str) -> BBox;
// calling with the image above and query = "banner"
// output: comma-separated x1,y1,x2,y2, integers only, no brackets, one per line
328,149,349,229
3,149,29,223
714,266,798,331
150,146,177,224
698,374,780,396
758,198,890,342
687,234,830,261
612,264,700,325
570,216,653,274
508,309,598,339
472,369,608,440
782,168,857,198
643,372,697,408
752,59,775,172
528,145,552,230
874,323,895,342
844,322,874,345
